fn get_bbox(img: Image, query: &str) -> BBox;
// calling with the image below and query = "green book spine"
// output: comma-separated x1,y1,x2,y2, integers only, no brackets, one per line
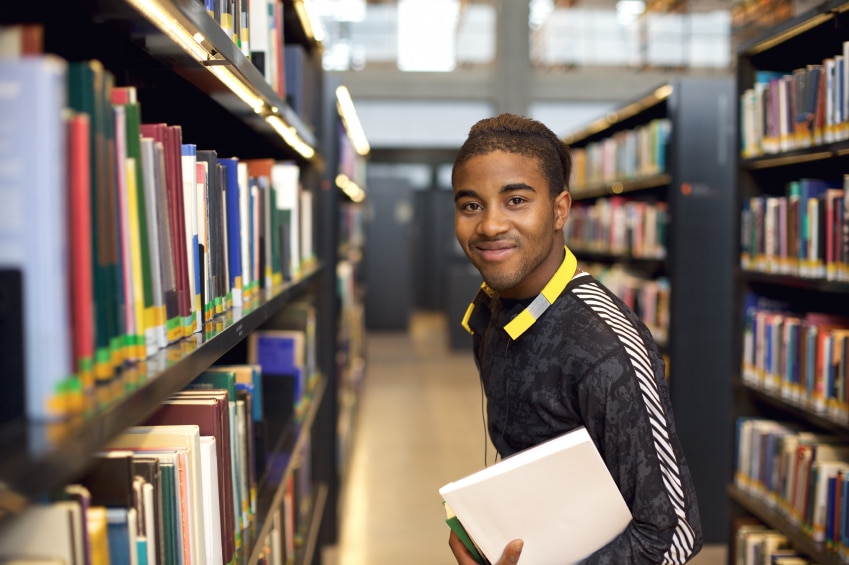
159,462,179,564
122,102,155,334
67,61,111,383
444,502,484,564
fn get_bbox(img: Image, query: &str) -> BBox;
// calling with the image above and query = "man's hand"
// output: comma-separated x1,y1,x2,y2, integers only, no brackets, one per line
449,531,524,564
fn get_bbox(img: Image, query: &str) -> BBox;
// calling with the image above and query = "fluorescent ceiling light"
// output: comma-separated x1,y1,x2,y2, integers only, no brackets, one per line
617,0,645,25
529,0,555,29
397,0,459,72
315,0,367,22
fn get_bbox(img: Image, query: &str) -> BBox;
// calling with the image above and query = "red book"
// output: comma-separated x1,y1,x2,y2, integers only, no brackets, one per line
67,113,95,395
164,125,190,331
274,1,285,97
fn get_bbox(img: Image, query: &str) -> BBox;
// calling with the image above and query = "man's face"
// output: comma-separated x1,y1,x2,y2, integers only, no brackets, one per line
453,150,570,299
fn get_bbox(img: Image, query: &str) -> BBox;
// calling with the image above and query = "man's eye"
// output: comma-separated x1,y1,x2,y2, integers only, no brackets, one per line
508,197,525,205
462,202,482,211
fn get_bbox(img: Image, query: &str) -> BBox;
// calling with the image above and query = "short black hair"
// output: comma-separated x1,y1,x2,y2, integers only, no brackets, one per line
452,113,572,197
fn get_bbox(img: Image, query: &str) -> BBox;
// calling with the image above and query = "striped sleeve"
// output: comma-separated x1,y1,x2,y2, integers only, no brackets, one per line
572,282,701,564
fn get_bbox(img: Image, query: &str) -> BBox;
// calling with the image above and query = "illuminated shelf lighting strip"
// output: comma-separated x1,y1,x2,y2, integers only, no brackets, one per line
336,85,371,156
267,115,316,159
564,84,674,145
336,173,366,203
295,0,326,43
127,0,316,160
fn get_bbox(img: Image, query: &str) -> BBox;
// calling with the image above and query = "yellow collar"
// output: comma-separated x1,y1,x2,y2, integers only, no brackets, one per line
461,246,578,340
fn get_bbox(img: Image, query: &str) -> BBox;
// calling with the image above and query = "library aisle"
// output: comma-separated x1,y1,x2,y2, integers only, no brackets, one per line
323,311,727,565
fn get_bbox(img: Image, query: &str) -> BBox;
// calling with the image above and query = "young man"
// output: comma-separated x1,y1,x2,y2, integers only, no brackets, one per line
450,114,702,565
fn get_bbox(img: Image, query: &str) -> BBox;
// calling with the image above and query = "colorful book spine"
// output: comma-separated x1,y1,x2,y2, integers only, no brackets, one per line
219,157,243,308
182,143,201,335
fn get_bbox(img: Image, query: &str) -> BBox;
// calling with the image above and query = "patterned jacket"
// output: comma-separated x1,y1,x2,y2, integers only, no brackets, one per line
462,247,703,564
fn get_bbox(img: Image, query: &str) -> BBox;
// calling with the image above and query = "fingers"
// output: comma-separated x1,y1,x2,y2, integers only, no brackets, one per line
496,539,524,565
448,530,481,565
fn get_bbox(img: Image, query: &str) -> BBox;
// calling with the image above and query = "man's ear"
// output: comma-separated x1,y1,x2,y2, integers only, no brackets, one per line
554,190,571,231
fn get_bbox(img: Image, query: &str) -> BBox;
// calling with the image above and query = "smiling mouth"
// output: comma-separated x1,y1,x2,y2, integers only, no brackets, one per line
473,241,516,261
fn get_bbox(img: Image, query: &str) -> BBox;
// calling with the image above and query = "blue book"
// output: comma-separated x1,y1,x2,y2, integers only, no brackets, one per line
218,157,243,307
828,475,838,548
107,507,138,565
0,56,75,422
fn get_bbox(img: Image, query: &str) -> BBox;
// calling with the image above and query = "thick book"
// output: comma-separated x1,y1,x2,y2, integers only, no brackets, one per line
0,500,85,564
0,56,75,422
437,427,632,565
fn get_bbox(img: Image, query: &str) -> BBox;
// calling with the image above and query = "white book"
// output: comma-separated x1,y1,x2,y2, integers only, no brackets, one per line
0,501,84,565
141,480,157,565
438,427,631,565
181,144,199,333
271,161,301,279
195,161,211,323
238,161,252,298
300,189,314,263
248,0,271,80
200,436,224,565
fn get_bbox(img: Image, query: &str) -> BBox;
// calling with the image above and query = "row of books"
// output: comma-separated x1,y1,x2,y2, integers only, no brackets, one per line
740,176,849,281
569,118,670,190
0,55,315,422
0,297,318,565
199,0,287,102
733,518,816,565
583,263,670,347
742,293,849,425
739,45,849,158
565,197,668,260
734,417,849,560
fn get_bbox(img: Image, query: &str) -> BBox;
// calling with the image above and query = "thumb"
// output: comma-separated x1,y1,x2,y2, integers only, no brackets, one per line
500,539,524,564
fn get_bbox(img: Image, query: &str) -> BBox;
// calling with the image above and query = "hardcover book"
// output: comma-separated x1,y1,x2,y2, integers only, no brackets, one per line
438,427,631,565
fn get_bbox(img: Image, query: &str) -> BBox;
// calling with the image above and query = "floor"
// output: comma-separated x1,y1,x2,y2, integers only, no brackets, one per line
323,311,727,565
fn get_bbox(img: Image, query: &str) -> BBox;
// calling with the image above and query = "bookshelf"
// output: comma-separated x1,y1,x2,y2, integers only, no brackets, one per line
562,77,736,544
731,2,849,563
324,76,369,480
0,0,348,563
